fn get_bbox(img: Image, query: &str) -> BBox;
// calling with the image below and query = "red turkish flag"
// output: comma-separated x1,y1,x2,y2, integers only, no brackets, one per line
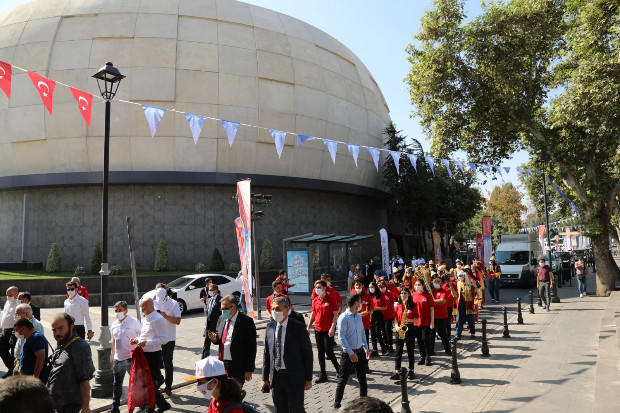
0,61,11,99
28,71,56,114
69,87,93,127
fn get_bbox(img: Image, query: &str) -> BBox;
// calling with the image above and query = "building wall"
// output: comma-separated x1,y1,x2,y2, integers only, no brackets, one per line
0,184,387,270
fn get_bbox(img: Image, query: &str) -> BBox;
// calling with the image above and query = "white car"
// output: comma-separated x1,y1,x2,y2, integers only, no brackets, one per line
142,274,243,314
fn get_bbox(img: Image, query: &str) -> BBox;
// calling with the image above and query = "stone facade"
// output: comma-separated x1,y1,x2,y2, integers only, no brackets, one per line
1,185,386,270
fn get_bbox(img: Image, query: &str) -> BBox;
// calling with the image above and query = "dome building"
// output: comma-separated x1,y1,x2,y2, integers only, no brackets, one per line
0,0,390,277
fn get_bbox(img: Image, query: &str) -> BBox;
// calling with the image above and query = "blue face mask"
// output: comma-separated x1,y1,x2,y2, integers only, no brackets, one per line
221,310,231,320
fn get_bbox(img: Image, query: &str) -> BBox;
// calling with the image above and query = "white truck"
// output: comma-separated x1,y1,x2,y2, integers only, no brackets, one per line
495,234,543,287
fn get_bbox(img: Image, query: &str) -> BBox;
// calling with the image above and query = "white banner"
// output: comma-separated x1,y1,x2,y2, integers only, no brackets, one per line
380,228,389,274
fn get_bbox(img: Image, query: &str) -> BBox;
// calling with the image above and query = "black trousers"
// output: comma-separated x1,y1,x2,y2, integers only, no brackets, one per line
335,348,368,404
430,318,451,353
394,327,415,370
74,325,86,340
314,331,339,376
383,318,394,347
272,370,305,413
415,325,433,359
142,351,167,410
370,311,386,351
0,328,15,371
161,341,175,390
223,360,246,388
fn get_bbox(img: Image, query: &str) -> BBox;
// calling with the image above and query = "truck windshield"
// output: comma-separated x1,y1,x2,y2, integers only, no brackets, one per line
495,251,529,265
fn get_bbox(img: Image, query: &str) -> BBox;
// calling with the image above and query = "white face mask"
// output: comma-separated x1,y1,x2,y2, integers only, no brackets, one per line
197,380,214,399
354,288,363,294
379,287,386,293
156,288,167,302
67,290,77,298
433,282,441,289
15,331,24,340
7,296,17,304
458,276,465,281
315,288,323,296
273,310,286,323
208,290,215,297
368,287,375,293
415,285,424,292
539,263,545,267
115,311,126,321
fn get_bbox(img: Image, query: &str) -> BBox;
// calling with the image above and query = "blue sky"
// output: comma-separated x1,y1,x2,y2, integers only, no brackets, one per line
0,0,530,197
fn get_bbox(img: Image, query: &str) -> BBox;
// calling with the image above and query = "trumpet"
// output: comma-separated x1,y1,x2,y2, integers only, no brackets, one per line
398,305,408,339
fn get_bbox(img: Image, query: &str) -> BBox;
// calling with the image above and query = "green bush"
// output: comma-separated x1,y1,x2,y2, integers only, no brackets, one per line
195,263,207,272
154,240,169,272
46,243,61,273
109,265,121,275
209,248,225,271
229,262,240,272
90,242,102,274
74,266,85,277
260,239,274,270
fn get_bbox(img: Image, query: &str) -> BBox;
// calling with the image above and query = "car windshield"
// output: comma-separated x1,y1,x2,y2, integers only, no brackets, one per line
572,250,588,256
555,252,571,260
166,276,193,288
495,251,529,265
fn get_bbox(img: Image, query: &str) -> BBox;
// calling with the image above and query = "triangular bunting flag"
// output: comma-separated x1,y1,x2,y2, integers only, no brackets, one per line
185,113,207,144
142,105,167,138
535,169,541,176
454,160,464,174
424,156,435,176
69,87,93,127
516,167,525,178
269,129,287,158
481,164,492,173
366,147,381,172
220,120,239,147
0,61,11,99
347,143,360,167
297,134,315,146
323,139,339,165
389,151,401,175
468,162,478,175
494,165,504,178
28,71,56,114
526,169,533,177
440,159,453,178
406,154,418,172
503,166,511,175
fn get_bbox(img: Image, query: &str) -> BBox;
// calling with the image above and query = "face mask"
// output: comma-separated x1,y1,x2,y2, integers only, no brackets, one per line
67,290,77,298
115,311,126,321
315,288,323,295
539,263,544,267
221,310,231,320
208,290,215,297
8,296,18,304
326,282,331,287
197,380,214,399
433,282,441,289
415,285,424,292
273,310,285,323
458,276,465,281
156,288,167,302
354,288,362,294
379,287,386,293
15,331,24,340
368,287,375,293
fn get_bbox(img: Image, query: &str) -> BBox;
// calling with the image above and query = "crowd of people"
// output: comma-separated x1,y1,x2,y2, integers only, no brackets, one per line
0,253,593,413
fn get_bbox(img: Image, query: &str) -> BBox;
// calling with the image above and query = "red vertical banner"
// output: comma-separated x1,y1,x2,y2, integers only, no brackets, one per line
482,216,492,266
432,231,442,264
475,233,483,264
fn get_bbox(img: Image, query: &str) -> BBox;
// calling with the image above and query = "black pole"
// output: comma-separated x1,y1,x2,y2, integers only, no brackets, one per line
517,298,524,324
541,166,561,301
449,338,462,384
529,290,535,314
399,367,412,413
481,319,490,357
502,306,511,338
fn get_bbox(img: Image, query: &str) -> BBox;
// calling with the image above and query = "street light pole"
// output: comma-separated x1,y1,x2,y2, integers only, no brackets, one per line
539,154,560,303
91,62,125,397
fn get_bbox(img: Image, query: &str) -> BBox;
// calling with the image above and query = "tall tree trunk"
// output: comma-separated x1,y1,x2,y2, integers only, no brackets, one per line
592,230,619,296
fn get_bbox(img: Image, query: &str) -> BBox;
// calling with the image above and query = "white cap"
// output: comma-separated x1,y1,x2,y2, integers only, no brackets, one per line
155,287,167,302
457,270,467,277
185,356,226,381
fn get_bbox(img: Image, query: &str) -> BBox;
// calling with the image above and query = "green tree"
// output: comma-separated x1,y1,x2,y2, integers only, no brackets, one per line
405,0,620,295
259,239,274,270
154,240,169,272
90,242,102,275
46,243,61,273
486,183,527,234
209,248,225,271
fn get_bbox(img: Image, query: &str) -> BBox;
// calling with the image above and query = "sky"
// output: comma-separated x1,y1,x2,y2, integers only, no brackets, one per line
0,0,531,198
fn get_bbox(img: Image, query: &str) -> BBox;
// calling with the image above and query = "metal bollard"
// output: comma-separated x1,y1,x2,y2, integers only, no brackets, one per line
449,338,462,384
517,298,524,324
529,290,535,314
481,319,490,357
502,306,511,338
537,288,542,306
399,367,412,413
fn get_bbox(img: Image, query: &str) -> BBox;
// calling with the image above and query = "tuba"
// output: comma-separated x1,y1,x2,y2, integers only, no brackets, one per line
398,305,409,339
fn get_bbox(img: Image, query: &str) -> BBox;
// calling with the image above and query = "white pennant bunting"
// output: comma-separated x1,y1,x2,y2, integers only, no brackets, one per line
142,105,166,138
440,159,453,178
407,154,418,172
323,139,339,165
366,147,381,172
269,129,287,158
389,151,401,175
185,113,206,144
347,143,360,167
424,156,435,176
220,120,240,147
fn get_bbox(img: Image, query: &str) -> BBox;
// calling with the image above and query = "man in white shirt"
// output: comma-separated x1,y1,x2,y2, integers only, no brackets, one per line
64,281,93,340
130,297,170,413
12,304,44,375
109,301,142,413
153,284,181,398
1,286,19,378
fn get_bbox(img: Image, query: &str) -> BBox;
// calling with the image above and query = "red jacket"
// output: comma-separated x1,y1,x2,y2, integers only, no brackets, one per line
128,346,155,413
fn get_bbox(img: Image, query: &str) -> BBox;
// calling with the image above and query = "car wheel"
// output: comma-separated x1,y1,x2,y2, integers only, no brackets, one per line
177,299,187,315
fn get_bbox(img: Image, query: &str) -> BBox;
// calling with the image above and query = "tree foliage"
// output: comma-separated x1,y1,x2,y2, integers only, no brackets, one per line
90,242,102,275
209,247,225,271
154,240,169,272
46,243,61,273
405,0,620,295
260,239,275,270
486,183,527,234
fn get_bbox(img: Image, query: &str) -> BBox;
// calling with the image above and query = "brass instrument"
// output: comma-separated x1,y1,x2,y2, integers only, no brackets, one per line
420,268,433,293
398,305,408,339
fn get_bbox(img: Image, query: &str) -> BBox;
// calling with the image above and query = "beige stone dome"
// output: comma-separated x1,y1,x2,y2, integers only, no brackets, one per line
0,0,390,189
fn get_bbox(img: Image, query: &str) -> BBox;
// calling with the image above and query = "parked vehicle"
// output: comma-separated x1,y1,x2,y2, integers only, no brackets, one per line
553,252,572,285
142,274,243,314
495,234,543,287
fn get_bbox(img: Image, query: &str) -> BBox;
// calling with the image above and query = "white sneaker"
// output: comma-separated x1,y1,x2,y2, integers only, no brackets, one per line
579,293,583,298
584,292,587,296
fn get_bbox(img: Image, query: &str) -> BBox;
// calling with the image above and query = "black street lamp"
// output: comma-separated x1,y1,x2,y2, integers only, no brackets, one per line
538,154,560,303
91,62,125,397
251,193,271,320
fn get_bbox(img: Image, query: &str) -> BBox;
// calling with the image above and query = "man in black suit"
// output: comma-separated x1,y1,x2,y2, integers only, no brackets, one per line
18,292,40,321
261,296,313,413
202,283,221,358
207,294,256,387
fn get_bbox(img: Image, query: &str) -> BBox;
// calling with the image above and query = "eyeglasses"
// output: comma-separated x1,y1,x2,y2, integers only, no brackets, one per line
67,288,75,291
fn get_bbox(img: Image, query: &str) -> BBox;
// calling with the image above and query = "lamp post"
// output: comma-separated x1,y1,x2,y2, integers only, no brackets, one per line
250,193,271,320
538,154,560,303
91,62,125,397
